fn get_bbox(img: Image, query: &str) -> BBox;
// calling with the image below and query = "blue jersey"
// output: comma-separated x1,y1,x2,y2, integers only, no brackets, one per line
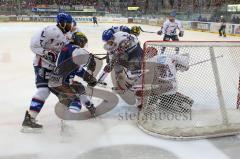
56,43,85,84
93,17,97,22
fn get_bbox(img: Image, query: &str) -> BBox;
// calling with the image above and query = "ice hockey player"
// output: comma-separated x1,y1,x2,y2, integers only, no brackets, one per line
66,19,81,40
21,13,73,132
219,15,226,37
48,32,97,116
100,25,142,82
98,30,143,93
93,16,98,26
106,25,141,37
143,52,193,112
157,11,184,54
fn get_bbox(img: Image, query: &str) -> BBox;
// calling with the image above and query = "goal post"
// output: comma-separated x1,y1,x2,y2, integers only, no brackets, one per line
138,41,240,139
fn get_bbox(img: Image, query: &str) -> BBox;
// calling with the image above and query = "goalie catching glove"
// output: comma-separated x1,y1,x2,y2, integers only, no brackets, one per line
83,71,97,87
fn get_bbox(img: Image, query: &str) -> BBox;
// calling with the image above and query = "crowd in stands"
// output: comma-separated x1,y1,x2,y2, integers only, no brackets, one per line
157,0,240,13
0,0,240,24
192,14,240,24
0,0,98,9
232,15,240,24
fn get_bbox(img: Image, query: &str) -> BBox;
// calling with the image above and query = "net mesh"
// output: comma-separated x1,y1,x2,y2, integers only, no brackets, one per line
138,41,240,139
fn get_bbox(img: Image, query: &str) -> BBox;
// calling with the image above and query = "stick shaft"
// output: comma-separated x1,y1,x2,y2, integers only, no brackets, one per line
190,55,223,66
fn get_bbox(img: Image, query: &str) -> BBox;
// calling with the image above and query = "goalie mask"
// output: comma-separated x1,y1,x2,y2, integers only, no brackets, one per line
71,32,88,48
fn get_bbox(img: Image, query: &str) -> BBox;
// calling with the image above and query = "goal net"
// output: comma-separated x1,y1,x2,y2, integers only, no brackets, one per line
138,41,240,139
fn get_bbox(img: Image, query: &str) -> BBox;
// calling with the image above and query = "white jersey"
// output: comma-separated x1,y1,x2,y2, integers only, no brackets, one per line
110,26,122,33
104,31,139,53
110,26,129,33
161,19,183,36
30,25,66,70
99,32,139,83
148,53,189,94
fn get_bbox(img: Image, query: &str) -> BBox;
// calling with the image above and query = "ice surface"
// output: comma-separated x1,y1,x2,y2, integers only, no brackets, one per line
0,22,240,159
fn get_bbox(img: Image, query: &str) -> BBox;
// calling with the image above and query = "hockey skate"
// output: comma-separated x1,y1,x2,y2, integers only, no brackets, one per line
21,111,43,133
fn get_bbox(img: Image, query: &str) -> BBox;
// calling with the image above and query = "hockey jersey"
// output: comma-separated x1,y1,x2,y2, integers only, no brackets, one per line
30,25,67,70
147,53,189,94
161,19,183,36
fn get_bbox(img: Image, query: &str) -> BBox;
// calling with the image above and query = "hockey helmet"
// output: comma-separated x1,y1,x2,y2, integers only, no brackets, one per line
102,29,114,42
120,26,131,33
72,19,77,27
72,32,88,48
131,26,141,36
56,12,72,24
169,11,176,18
169,11,176,22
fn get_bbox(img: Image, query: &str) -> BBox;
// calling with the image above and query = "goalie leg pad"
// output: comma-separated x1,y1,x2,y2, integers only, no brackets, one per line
115,71,138,90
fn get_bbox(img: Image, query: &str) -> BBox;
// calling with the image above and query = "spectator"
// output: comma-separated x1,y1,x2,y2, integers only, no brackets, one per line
232,16,236,24
236,16,240,24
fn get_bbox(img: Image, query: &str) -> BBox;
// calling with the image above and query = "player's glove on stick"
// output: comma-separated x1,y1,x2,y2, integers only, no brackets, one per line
83,71,97,87
179,31,184,37
87,54,96,72
157,30,162,35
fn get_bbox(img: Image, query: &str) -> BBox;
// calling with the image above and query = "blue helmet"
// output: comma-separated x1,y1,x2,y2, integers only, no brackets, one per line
57,12,72,24
120,26,131,33
66,14,73,23
72,19,77,26
170,11,176,17
102,29,114,41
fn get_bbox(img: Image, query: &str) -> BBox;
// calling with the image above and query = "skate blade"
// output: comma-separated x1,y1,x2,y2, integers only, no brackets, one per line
20,126,43,133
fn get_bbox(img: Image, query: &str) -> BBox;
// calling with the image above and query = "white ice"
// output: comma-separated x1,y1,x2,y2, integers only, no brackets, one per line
0,22,240,159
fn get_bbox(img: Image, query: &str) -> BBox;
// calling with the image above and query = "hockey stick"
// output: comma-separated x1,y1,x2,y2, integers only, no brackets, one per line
142,30,157,34
139,26,157,34
94,53,107,56
93,55,107,60
190,55,223,67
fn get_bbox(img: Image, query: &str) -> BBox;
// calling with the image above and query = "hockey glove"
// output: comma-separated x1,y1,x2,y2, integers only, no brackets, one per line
179,31,184,37
157,30,162,35
42,50,58,63
87,54,96,72
103,64,112,73
83,71,97,87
